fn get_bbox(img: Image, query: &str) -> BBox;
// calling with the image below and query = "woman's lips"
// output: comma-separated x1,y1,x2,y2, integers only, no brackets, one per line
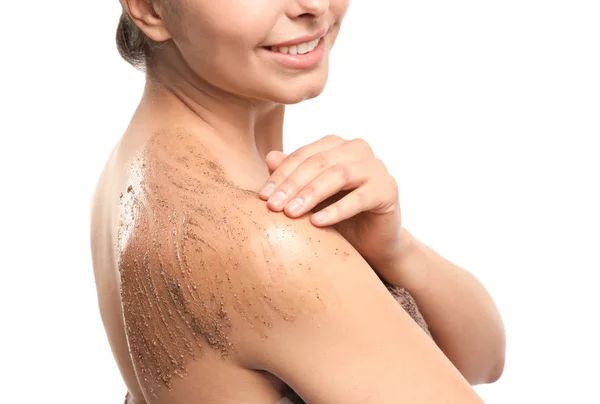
262,36,326,70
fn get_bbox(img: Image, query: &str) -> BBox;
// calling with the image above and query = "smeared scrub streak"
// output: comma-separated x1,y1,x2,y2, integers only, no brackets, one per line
117,131,322,397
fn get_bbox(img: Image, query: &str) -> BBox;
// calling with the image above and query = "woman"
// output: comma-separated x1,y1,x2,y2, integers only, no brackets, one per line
90,0,506,403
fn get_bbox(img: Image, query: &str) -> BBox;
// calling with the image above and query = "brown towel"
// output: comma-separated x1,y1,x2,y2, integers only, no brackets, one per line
382,280,432,338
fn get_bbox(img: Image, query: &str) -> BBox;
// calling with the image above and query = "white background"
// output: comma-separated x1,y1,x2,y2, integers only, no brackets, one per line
1,0,599,402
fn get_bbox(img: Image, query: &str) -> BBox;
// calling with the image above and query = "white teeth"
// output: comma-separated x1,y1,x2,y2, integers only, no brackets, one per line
270,38,320,55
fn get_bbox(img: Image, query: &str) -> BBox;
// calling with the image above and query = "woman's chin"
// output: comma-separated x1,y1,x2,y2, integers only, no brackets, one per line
280,89,325,105
271,79,329,105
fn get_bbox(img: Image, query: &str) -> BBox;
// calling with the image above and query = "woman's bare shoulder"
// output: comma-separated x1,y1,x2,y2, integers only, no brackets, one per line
118,193,478,403
112,130,287,397
115,129,481,403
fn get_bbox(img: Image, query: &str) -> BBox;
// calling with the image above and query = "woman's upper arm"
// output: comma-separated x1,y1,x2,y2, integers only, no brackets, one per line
230,206,484,404
118,179,483,401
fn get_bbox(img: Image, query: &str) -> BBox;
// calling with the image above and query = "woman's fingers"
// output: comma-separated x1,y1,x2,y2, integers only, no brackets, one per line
310,187,374,226
259,135,345,199
279,158,392,224
261,138,375,211
265,151,353,211
282,160,370,218
310,173,398,227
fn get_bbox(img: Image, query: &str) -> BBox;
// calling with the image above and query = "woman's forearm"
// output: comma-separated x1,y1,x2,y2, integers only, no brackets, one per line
382,228,506,385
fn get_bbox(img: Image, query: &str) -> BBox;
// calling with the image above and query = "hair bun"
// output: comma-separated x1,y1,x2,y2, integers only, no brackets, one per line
116,10,149,71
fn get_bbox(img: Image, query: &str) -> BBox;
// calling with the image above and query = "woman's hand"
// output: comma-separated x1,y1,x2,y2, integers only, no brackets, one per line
258,135,411,276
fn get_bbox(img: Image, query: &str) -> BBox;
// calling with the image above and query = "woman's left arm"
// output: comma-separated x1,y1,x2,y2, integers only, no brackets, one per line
258,135,506,385
382,227,506,385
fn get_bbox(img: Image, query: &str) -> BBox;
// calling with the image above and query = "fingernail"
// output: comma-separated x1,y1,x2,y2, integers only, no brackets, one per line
312,211,329,224
287,198,304,214
260,183,276,197
268,191,287,208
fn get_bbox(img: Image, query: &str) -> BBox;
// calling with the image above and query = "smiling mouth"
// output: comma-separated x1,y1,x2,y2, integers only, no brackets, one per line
263,37,323,55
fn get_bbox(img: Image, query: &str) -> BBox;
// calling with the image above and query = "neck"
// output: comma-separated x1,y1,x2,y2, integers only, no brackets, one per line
138,56,285,164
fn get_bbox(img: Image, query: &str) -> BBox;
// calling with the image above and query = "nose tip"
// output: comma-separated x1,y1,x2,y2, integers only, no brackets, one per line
293,0,329,18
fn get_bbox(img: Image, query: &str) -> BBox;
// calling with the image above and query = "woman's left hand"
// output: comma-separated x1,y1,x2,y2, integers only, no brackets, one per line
258,135,410,276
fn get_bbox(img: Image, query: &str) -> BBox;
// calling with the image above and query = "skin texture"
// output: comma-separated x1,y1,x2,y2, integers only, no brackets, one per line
91,0,503,402
259,142,506,385
257,136,407,276
93,129,477,404
117,132,333,391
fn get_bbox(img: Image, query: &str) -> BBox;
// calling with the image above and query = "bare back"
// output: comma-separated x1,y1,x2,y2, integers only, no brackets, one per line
91,130,293,404
91,128,474,404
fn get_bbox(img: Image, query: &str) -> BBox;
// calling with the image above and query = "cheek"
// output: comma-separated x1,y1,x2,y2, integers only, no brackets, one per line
331,0,351,22
176,12,270,70
174,27,249,83
178,0,276,51
173,18,271,96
